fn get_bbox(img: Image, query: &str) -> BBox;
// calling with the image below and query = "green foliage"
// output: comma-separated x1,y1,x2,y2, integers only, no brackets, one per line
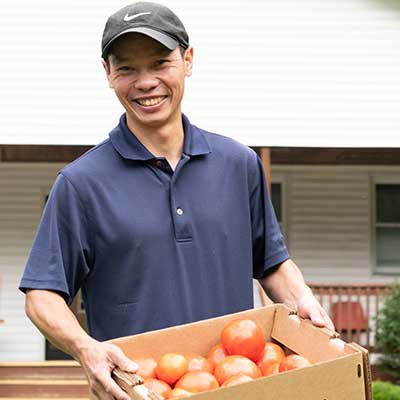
372,381,400,400
375,282,400,381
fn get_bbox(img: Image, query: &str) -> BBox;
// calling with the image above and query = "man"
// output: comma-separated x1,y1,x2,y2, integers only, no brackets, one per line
20,3,334,399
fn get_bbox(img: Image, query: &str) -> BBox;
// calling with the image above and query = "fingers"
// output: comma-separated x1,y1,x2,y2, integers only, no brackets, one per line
95,370,132,400
109,345,138,373
297,294,335,332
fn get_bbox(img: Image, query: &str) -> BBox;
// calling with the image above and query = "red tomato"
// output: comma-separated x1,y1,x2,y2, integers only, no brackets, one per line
279,355,311,372
214,355,262,385
155,353,188,385
207,343,228,372
184,353,213,373
221,374,253,387
261,361,280,376
131,356,158,380
221,319,265,362
175,371,219,393
144,378,172,399
168,388,193,398
256,342,285,372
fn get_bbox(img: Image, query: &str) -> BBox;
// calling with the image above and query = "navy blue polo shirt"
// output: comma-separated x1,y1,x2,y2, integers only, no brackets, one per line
19,114,289,341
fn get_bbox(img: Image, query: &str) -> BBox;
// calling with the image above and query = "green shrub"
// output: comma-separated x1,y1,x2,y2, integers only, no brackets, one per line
375,282,400,382
372,381,400,400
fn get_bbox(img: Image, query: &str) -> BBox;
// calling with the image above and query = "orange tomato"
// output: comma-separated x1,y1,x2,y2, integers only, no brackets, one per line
168,388,193,398
207,343,228,372
221,374,253,387
131,356,158,380
155,353,188,385
214,355,262,385
184,353,213,373
175,371,219,393
261,361,280,376
221,319,265,362
279,355,311,372
144,378,172,399
256,342,285,373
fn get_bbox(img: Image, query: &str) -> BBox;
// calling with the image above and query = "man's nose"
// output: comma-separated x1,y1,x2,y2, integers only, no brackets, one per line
135,70,159,91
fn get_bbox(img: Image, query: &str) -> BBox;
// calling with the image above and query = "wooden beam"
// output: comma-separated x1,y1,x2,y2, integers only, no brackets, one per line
0,145,92,162
267,147,400,165
2,145,400,165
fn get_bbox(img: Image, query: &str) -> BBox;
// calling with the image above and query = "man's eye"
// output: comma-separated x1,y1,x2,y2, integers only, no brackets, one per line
155,60,168,67
117,66,133,72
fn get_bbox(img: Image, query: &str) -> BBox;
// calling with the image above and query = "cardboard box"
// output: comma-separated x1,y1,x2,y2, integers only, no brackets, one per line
109,304,372,400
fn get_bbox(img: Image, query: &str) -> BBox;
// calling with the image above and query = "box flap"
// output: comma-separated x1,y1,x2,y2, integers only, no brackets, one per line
271,304,358,363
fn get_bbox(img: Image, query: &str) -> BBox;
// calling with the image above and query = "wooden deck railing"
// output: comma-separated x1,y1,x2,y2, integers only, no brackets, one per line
308,283,392,352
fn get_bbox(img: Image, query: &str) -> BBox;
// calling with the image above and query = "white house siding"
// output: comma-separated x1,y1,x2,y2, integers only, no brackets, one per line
0,163,65,361
271,165,400,284
1,0,400,147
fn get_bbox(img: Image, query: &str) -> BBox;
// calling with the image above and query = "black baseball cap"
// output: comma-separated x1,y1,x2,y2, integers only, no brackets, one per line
101,2,189,58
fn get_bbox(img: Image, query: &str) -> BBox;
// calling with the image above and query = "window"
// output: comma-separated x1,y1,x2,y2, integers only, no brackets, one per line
375,184,400,273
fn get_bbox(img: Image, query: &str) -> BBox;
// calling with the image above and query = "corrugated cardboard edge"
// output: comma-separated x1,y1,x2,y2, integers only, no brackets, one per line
348,342,372,400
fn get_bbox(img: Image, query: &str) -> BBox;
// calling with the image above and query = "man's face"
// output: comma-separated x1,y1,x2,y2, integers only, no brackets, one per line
103,34,193,131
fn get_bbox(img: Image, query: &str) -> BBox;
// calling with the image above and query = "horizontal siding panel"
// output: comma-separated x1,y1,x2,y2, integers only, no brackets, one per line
0,163,63,361
1,1,400,146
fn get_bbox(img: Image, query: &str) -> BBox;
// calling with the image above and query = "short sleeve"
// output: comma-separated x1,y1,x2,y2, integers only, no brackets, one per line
19,173,92,304
249,153,289,279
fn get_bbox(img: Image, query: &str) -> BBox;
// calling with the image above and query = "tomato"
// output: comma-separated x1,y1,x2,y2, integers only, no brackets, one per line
221,319,265,362
256,342,285,373
221,374,253,387
175,371,219,393
184,353,213,373
214,355,262,385
131,356,158,380
155,353,188,385
261,361,280,376
207,343,228,372
144,378,172,399
168,388,193,398
279,355,311,372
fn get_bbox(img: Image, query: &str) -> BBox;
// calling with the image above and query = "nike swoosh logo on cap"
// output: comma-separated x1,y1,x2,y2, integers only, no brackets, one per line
123,12,152,21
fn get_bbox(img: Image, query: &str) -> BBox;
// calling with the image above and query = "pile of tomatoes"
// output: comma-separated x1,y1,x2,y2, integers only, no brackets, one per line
131,318,311,399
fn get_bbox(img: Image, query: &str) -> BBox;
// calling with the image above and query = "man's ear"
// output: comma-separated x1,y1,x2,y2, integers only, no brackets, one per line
184,47,194,77
102,58,114,89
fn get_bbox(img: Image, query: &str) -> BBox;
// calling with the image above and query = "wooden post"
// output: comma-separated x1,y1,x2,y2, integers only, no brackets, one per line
259,147,271,195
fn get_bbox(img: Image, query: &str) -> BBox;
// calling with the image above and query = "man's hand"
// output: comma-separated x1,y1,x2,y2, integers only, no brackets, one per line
296,292,335,331
258,259,335,331
78,339,138,400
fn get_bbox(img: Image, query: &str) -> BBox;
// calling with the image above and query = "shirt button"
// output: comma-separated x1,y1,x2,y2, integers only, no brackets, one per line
176,208,184,216
156,160,163,167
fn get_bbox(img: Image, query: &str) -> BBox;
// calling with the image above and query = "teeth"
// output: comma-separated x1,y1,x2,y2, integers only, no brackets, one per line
136,96,165,106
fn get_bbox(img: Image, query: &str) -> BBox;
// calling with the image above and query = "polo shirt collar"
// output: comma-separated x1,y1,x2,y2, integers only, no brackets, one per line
109,113,211,161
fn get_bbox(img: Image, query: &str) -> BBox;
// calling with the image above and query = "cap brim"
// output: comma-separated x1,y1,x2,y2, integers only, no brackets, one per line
102,27,179,57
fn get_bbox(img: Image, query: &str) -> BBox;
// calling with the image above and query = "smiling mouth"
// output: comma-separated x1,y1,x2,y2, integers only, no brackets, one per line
134,96,167,107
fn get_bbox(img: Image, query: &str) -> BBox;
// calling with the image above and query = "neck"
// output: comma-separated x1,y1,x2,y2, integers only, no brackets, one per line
126,112,184,170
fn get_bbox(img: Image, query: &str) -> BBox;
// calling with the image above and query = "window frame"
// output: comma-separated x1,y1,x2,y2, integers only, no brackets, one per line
371,175,400,275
